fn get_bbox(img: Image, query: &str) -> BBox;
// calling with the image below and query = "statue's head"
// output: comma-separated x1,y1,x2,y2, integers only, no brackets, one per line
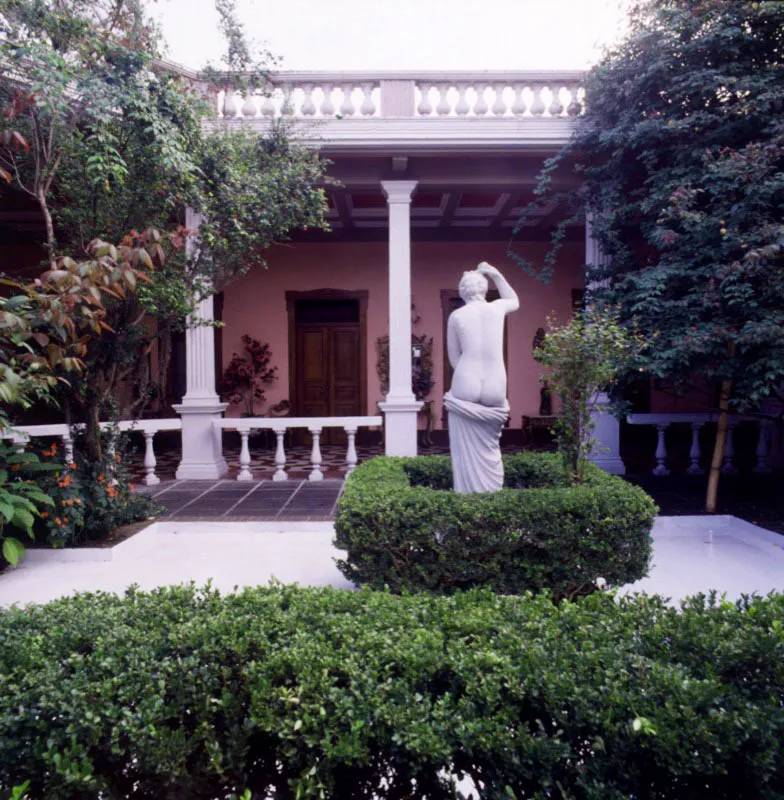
458,270,488,303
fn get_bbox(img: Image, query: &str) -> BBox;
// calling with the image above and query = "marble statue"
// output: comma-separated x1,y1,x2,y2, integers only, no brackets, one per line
444,262,519,493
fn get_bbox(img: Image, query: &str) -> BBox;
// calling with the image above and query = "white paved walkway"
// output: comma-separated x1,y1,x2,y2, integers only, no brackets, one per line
0,516,781,607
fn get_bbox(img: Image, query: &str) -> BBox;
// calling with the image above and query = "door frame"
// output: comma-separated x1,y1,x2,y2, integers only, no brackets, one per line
286,289,369,417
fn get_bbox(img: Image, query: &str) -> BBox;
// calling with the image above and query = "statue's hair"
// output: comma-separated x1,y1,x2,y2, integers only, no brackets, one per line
459,270,488,301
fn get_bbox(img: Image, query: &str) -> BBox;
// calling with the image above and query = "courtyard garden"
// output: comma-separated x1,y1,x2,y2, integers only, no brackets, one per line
0,0,783,797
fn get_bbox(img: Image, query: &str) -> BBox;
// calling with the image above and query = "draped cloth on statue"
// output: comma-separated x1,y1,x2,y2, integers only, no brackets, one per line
444,391,509,493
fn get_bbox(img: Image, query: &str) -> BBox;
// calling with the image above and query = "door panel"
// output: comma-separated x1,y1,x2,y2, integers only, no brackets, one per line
295,323,361,436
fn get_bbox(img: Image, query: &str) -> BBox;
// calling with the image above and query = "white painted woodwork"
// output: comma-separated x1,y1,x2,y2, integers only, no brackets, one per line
143,431,160,486
687,423,704,475
654,424,670,476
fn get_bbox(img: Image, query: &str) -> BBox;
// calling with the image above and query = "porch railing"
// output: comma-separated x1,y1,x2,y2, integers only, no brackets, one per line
0,419,182,486
215,70,585,120
626,413,773,476
216,416,382,482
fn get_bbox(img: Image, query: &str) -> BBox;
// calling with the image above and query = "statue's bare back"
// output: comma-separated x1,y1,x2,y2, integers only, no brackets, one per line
447,263,519,408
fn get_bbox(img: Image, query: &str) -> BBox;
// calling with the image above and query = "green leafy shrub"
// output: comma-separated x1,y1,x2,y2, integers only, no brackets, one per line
22,430,159,548
334,454,656,598
0,585,781,799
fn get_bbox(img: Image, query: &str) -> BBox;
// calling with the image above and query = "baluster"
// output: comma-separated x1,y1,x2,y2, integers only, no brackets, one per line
360,82,376,116
241,91,257,118
416,83,433,116
223,91,239,119
345,428,358,475
260,92,276,117
273,429,288,481
510,83,525,116
567,87,584,116
280,85,295,116
721,423,737,474
320,83,335,116
549,86,564,116
530,85,546,117
61,430,74,464
301,83,316,116
754,421,772,474
309,427,324,481
473,83,489,116
142,430,160,486
491,82,507,116
653,424,670,475
237,428,253,481
687,423,704,475
454,83,470,116
339,83,356,117
435,83,452,116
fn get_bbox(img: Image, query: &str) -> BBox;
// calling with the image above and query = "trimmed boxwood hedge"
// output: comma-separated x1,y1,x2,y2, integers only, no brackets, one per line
0,586,782,799
334,453,658,597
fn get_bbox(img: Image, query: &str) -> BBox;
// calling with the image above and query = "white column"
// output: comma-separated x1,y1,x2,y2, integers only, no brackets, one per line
174,208,229,480
378,180,422,456
585,214,625,474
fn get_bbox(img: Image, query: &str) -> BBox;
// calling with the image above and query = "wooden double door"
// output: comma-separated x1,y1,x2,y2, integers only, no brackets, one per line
296,324,362,419
288,292,367,443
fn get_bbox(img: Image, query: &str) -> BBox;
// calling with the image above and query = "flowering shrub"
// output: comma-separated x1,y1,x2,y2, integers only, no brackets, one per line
220,335,278,416
26,430,159,548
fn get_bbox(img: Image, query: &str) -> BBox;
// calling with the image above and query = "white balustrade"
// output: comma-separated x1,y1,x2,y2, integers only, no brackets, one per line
0,419,182,485
216,416,382,481
142,431,159,486
309,427,324,481
627,413,773,476
213,71,584,120
687,423,704,475
237,429,253,481
653,424,670,476
754,422,772,474
721,423,738,475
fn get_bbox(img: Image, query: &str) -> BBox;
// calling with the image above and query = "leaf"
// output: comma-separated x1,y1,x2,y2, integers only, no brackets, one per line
0,502,13,522
11,508,34,533
2,537,25,566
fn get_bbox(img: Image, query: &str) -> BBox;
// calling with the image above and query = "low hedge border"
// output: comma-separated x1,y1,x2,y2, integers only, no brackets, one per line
334,453,658,597
0,586,782,798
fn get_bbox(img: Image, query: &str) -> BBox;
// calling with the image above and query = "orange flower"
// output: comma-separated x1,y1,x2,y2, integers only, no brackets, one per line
41,512,49,519
69,462,77,470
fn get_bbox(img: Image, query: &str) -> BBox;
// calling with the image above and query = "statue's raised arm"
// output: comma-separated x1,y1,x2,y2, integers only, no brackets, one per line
477,262,520,313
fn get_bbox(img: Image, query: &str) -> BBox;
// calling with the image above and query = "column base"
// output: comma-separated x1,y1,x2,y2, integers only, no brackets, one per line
174,399,229,481
590,454,627,475
379,399,423,457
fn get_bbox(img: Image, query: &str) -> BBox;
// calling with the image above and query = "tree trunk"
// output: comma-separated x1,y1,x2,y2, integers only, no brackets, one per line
36,191,57,270
706,378,732,513
85,400,103,463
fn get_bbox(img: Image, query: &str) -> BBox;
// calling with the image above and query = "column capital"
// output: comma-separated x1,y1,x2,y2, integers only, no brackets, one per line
381,180,418,204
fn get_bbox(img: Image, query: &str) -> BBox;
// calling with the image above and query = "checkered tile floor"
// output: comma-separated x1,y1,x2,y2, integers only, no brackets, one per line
128,442,454,483
143,478,345,521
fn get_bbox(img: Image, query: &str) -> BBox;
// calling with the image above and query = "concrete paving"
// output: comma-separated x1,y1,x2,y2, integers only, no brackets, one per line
0,515,781,608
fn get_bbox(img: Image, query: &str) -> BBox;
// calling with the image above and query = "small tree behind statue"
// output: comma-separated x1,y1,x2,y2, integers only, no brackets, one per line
535,307,643,483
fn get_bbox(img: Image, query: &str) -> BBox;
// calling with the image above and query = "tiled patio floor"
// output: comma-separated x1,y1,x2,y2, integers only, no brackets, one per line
143,479,344,521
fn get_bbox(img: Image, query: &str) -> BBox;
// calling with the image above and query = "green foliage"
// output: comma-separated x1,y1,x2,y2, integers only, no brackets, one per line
1,0,330,420
21,430,159,548
534,306,644,482
0,441,57,567
0,584,781,798
334,454,656,598
510,0,784,413
193,126,330,286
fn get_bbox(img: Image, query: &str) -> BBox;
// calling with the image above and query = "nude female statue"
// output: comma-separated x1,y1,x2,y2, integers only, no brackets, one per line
444,262,519,493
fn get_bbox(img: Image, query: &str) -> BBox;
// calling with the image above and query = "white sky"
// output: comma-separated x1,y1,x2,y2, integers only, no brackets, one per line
148,0,629,72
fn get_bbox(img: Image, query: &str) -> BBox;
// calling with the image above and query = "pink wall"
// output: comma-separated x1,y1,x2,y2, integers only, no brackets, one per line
221,240,585,427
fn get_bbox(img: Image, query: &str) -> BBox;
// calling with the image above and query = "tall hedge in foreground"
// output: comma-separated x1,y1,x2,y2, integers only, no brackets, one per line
0,586,782,798
335,454,657,598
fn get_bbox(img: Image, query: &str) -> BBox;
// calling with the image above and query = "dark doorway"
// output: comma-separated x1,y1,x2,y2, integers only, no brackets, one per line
287,290,368,442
